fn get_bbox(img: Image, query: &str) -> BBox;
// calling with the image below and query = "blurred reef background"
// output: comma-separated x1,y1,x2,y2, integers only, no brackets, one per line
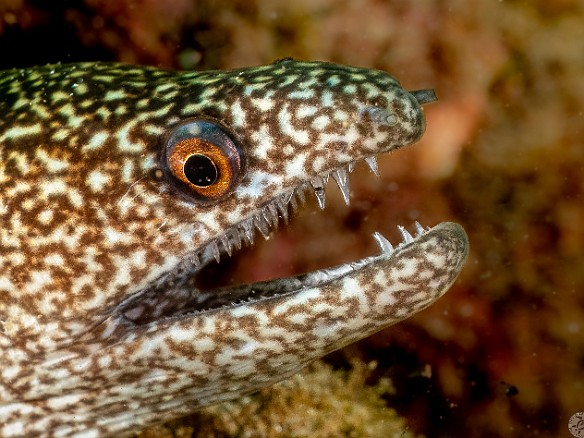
1,0,583,437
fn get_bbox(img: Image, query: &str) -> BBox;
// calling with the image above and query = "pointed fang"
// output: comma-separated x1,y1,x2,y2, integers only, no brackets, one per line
415,221,425,236
220,235,232,257
313,188,326,209
332,168,350,205
263,203,279,229
296,185,307,205
211,241,221,263
242,219,255,244
254,214,271,239
232,230,242,251
365,156,380,177
398,225,414,244
276,195,290,223
310,177,327,209
372,231,394,253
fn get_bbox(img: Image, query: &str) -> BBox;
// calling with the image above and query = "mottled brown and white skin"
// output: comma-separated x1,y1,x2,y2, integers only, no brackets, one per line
0,60,468,437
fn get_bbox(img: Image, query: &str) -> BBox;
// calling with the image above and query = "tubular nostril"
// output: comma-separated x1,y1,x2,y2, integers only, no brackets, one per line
410,89,438,105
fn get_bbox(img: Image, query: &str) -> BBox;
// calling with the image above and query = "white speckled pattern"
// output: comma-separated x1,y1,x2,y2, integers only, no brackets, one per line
0,60,468,436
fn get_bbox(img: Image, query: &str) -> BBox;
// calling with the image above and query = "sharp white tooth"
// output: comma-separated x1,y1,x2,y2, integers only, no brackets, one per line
372,231,394,253
332,168,350,204
192,253,200,266
289,191,300,213
220,234,232,257
211,241,221,263
415,221,425,236
263,203,278,229
365,156,380,177
284,190,295,204
296,185,307,205
232,230,242,250
276,195,290,223
348,161,355,172
242,218,255,244
310,176,326,209
398,225,414,244
270,202,279,222
313,187,326,209
254,214,271,239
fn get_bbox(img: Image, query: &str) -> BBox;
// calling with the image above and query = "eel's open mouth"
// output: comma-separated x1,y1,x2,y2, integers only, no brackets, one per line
118,154,434,326
118,89,441,326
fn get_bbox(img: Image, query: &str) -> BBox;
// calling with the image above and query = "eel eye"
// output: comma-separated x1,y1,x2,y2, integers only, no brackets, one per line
163,119,243,204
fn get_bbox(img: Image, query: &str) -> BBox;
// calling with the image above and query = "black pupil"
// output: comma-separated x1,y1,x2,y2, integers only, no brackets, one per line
184,154,218,187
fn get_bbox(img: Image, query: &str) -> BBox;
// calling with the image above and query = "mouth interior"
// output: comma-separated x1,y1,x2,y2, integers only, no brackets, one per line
118,155,427,325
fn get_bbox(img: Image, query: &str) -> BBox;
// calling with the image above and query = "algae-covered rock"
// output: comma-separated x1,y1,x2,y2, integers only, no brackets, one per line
138,359,422,438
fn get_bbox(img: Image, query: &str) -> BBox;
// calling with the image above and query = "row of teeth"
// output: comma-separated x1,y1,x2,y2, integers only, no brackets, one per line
310,155,379,207
372,222,427,253
192,156,425,267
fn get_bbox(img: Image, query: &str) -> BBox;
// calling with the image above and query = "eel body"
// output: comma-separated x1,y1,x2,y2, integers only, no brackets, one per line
0,60,468,436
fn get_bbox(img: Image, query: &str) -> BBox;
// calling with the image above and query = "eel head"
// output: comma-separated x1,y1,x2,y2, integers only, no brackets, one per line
0,60,468,435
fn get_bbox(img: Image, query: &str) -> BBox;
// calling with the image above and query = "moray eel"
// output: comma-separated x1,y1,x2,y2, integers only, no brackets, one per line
0,59,468,436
